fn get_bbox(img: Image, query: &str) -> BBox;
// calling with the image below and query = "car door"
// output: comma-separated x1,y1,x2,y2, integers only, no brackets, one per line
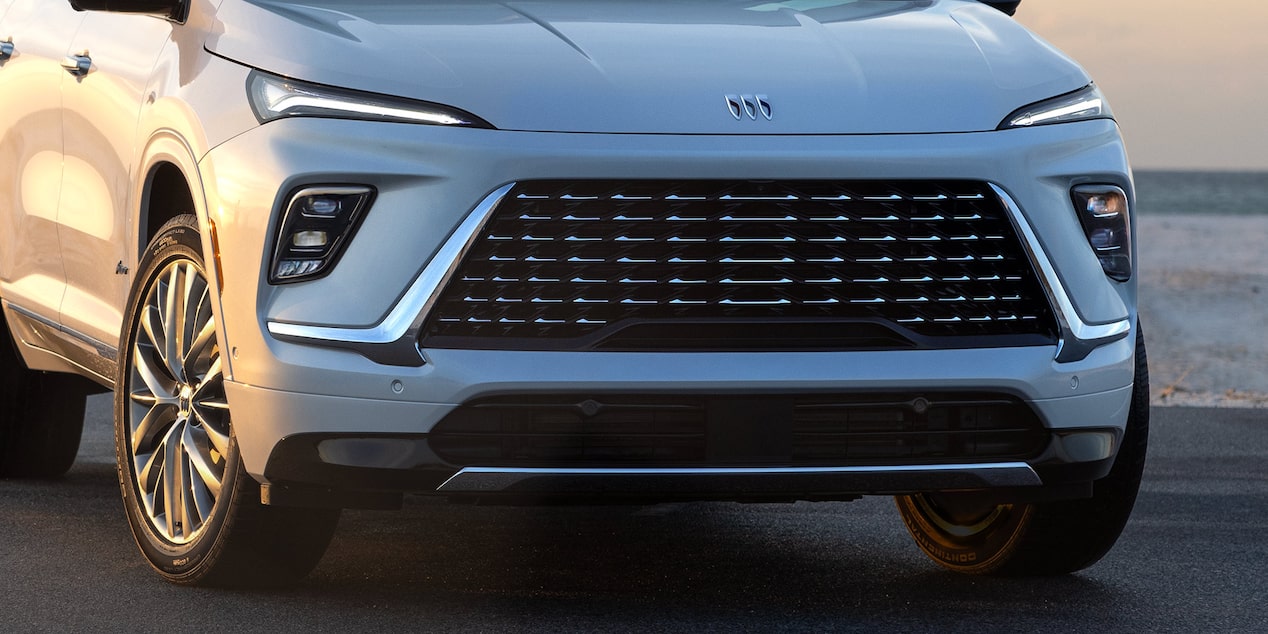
57,10,172,346
0,0,85,324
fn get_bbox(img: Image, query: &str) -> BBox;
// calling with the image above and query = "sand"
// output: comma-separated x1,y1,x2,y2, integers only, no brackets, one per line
1138,214,1268,407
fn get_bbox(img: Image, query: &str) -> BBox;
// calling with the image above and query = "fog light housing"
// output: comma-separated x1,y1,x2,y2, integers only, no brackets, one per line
1071,184,1132,282
1055,431,1116,462
270,186,375,283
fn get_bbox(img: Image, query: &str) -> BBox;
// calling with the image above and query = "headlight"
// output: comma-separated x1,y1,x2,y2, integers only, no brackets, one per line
1071,184,1132,282
270,186,376,284
999,84,1113,130
247,71,493,128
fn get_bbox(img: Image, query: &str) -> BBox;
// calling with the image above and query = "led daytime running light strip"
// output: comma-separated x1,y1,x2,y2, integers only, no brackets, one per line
266,88,471,126
1011,98,1103,127
249,71,489,128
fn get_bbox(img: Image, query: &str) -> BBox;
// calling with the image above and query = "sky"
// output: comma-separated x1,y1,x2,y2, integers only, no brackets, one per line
1016,1,1268,172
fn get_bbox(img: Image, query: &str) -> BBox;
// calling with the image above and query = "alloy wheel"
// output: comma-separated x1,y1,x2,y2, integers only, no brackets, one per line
126,259,229,545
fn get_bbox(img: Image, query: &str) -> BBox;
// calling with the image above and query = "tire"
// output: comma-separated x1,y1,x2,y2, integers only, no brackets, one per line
115,214,339,587
896,325,1150,576
0,324,89,478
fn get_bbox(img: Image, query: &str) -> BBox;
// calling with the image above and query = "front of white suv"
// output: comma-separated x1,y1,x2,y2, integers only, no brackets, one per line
0,0,1145,586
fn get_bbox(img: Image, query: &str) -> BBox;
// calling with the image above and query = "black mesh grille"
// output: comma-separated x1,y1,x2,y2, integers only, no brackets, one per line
423,180,1057,351
428,393,1049,468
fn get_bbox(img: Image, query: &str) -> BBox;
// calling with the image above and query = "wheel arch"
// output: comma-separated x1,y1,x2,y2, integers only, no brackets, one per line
139,162,196,258
132,129,233,382
134,130,206,258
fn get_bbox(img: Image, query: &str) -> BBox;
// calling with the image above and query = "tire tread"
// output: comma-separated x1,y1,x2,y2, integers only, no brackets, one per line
117,214,338,588
0,327,88,478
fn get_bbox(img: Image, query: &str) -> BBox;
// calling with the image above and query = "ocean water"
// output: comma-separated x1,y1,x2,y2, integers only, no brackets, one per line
1134,170,1268,215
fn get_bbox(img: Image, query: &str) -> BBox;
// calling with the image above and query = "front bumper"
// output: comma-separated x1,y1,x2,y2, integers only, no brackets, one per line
200,117,1137,499
225,335,1135,502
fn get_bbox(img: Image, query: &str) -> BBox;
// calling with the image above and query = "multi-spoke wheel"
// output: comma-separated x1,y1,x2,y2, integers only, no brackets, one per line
896,326,1150,576
116,214,338,586
127,256,229,544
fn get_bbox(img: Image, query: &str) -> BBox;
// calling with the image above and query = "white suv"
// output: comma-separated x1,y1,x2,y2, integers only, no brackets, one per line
0,0,1146,586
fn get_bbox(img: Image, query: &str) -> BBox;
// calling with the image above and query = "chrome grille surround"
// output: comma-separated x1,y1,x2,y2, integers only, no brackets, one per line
421,180,1058,351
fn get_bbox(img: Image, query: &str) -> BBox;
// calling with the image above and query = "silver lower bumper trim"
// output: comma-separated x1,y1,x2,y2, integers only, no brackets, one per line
435,462,1042,496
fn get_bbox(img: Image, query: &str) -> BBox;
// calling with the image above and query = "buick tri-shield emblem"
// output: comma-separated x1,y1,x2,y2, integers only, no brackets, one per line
726,94,773,120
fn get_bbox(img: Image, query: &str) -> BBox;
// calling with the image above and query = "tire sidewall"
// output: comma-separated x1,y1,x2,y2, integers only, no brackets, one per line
896,495,1032,574
114,216,238,581
897,326,1149,576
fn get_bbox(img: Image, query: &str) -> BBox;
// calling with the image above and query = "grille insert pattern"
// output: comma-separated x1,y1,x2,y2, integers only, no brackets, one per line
423,180,1057,350
428,393,1050,468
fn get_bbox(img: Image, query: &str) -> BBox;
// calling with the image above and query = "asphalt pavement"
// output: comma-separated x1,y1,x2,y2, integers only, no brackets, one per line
1,396,1266,632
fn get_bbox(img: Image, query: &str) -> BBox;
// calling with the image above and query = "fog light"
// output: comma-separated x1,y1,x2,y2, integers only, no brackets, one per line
275,259,324,278
317,438,421,469
292,230,329,248
304,197,342,217
1056,431,1116,462
1071,185,1132,282
270,185,375,283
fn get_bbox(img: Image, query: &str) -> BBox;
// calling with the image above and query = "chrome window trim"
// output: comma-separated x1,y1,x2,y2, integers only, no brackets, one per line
989,184,1130,362
266,183,516,366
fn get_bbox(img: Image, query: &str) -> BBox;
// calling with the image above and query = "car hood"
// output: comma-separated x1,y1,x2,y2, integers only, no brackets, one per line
207,0,1090,134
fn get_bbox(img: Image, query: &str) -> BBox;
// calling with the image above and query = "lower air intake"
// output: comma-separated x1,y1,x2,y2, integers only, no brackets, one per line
429,393,1049,468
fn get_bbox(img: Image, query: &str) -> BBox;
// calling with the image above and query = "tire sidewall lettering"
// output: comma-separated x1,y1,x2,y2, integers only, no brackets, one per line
114,215,232,581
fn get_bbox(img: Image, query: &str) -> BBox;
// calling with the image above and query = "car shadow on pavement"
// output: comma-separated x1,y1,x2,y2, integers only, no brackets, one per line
2,459,1140,631
279,498,1132,630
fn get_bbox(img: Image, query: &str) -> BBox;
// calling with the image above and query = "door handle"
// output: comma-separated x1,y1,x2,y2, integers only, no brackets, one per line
61,52,91,77
0,38,13,61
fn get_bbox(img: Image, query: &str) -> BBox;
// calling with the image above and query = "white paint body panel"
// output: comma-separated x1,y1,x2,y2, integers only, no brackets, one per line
207,0,1088,135
0,0,1139,491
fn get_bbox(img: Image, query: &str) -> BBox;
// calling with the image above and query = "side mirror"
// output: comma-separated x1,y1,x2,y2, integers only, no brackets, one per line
980,1,1020,15
69,0,187,21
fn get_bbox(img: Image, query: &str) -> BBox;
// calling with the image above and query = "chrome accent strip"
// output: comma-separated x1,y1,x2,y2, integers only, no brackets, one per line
5,301,62,332
2,300,117,387
436,462,1042,495
3,300,118,361
989,184,1130,362
755,94,773,120
267,183,516,366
